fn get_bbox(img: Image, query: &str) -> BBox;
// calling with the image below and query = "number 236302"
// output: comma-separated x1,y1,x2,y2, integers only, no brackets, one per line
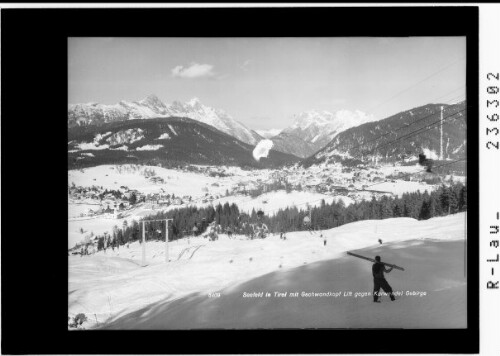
486,72,499,150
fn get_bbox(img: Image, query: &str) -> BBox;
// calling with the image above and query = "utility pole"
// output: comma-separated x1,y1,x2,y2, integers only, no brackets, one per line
165,219,173,263
440,106,444,160
142,221,146,267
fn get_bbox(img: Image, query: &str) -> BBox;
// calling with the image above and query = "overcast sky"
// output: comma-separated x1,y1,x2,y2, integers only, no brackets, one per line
69,37,465,131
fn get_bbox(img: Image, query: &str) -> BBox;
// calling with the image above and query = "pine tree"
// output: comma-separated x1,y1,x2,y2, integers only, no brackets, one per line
419,200,431,220
439,184,450,214
459,185,467,211
379,196,393,219
369,197,379,219
449,186,459,214
393,203,402,217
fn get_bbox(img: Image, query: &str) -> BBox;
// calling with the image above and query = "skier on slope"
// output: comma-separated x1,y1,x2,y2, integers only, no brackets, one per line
372,256,396,302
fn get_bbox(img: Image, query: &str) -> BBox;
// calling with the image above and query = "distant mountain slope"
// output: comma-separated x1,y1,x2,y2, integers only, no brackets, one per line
271,109,376,158
68,117,299,169
69,95,263,145
302,101,467,166
270,132,317,159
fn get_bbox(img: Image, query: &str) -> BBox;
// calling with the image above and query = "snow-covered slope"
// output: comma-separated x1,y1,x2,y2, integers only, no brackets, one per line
69,213,466,329
69,95,263,145
305,102,467,167
271,109,377,158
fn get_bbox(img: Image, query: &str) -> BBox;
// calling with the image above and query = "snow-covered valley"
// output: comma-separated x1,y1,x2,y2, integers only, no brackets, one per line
68,162,460,248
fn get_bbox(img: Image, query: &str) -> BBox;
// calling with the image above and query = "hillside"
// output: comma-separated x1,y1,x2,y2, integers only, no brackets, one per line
303,101,466,166
68,117,299,169
68,213,466,329
269,131,317,158
69,95,263,145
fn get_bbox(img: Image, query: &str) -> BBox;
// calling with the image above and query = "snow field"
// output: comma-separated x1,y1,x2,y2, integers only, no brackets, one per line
69,212,466,329
68,165,234,196
103,239,465,329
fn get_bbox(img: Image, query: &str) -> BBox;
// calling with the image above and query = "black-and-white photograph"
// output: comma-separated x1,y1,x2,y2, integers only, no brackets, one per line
67,36,468,330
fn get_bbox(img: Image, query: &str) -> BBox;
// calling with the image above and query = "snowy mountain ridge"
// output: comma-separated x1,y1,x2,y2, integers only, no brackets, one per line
68,117,299,169
285,109,377,141
302,101,467,167
270,109,376,158
69,95,263,145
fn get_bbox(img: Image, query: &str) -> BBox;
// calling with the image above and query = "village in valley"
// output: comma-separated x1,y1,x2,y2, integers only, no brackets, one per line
68,159,464,255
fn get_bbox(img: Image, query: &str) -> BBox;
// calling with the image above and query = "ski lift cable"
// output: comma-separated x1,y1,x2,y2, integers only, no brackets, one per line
341,93,465,156
365,56,466,114
346,94,467,155
432,85,466,102
375,109,466,150
374,107,466,152
332,102,467,165
363,107,467,155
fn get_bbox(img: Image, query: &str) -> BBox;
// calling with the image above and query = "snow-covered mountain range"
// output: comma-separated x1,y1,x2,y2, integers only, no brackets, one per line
68,95,263,145
68,117,298,169
302,101,467,167
271,109,377,158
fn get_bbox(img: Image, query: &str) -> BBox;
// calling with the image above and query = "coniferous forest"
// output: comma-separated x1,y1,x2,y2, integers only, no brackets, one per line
89,182,466,251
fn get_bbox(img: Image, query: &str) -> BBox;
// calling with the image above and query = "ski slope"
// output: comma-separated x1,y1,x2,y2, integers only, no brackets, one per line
69,213,467,329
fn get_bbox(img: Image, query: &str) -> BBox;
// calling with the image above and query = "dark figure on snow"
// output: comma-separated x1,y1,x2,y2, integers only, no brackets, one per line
372,256,395,302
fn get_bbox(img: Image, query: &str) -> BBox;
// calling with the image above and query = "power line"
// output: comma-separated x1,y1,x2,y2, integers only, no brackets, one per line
343,95,466,155
363,108,467,156
366,57,466,114
432,86,466,103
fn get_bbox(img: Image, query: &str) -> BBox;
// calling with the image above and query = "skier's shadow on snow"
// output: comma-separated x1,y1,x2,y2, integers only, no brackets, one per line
100,239,466,330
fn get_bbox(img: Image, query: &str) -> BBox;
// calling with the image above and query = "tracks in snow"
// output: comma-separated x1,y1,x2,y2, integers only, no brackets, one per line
177,245,205,261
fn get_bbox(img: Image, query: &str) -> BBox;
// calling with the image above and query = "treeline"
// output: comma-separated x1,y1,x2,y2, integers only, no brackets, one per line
265,182,467,233
86,202,242,251
84,182,466,252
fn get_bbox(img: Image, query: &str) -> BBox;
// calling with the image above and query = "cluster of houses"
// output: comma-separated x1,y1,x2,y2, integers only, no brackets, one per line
143,193,192,209
83,202,126,219
183,165,233,178
69,184,145,219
